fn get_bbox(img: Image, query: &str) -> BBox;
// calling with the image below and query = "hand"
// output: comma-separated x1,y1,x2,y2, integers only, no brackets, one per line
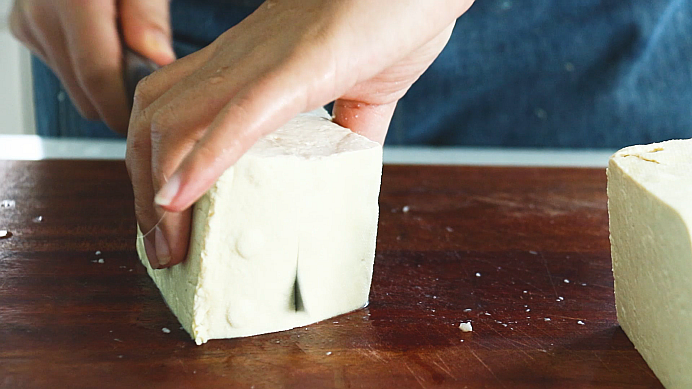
127,0,474,268
9,0,176,134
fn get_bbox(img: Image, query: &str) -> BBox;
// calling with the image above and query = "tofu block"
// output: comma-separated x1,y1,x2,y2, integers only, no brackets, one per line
136,110,383,345
607,139,692,388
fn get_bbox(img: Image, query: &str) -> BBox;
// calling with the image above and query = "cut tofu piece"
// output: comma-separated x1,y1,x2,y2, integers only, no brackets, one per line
608,139,692,388
136,109,383,345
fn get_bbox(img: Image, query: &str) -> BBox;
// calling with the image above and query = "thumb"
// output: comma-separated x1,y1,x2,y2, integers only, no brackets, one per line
120,0,176,66
332,99,398,145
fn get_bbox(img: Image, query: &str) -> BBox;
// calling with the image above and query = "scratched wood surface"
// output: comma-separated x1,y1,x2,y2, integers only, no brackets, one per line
0,160,662,388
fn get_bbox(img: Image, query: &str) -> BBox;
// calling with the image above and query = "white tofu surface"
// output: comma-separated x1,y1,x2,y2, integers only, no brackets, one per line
137,110,382,344
608,139,692,388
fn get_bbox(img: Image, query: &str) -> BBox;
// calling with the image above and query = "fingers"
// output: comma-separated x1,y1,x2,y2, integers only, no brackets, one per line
8,3,48,60
126,47,215,268
332,99,397,144
12,2,100,119
126,129,158,268
119,0,176,66
153,75,306,212
126,0,472,271
59,2,130,134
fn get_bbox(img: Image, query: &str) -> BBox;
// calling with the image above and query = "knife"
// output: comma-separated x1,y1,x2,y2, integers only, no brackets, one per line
121,27,161,108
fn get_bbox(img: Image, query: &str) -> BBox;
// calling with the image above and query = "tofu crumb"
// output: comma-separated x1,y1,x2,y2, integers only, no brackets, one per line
95,251,101,255
564,279,570,283
459,322,473,332
475,272,481,277
162,327,171,334
325,351,332,356
0,200,16,208
544,318,551,321
529,250,538,255
577,320,585,325
463,308,472,312
97,259,105,264
557,296,564,301
402,205,410,213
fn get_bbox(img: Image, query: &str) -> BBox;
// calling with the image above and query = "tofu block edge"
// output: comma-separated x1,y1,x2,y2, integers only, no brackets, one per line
136,112,383,345
608,139,692,388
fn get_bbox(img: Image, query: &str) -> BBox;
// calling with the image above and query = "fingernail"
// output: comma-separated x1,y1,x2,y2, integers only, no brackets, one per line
144,30,176,63
144,236,159,269
155,226,171,267
155,173,180,207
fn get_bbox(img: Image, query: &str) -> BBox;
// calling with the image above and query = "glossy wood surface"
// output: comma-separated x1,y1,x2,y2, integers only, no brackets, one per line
0,161,662,388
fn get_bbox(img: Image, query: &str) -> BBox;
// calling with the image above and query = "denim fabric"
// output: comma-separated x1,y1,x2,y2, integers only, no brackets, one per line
33,0,692,148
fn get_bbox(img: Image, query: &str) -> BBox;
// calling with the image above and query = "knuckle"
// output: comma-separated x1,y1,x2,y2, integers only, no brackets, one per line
8,9,24,41
128,130,152,156
150,110,171,140
132,74,154,110
9,3,34,43
194,141,219,165
149,106,179,144
126,130,152,172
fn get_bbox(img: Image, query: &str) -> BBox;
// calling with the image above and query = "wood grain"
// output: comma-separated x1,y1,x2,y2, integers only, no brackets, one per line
0,161,661,388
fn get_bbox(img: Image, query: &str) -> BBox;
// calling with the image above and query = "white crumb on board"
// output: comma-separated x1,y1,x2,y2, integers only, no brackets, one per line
162,327,171,334
459,322,473,332
1,200,16,208
402,205,410,213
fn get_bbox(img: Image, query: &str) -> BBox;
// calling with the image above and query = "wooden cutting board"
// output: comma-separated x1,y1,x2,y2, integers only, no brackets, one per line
0,160,662,388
